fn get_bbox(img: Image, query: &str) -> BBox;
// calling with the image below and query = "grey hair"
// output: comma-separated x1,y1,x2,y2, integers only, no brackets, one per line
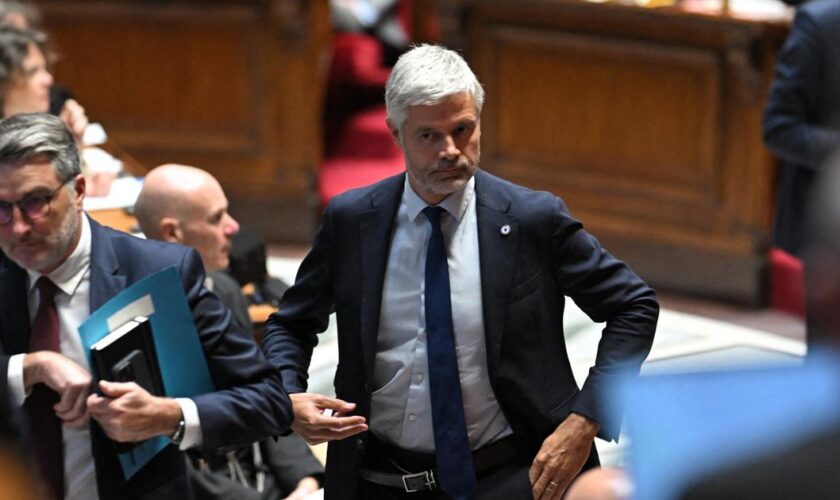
0,1,41,29
385,44,484,130
0,112,80,182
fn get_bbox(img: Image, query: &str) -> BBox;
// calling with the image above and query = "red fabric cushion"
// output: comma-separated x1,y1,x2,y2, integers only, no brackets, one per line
329,33,391,87
769,248,805,318
319,157,404,205
331,106,399,159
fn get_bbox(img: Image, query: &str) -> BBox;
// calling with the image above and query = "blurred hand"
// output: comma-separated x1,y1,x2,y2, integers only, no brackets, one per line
290,393,367,445
529,413,600,499
23,351,92,427
282,476,320,500
87,380,181,442
59,99,88,144
565,467,633,500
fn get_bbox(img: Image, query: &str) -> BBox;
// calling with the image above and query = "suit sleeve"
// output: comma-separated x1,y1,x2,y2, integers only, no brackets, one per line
177,249,293,451
262,204,337,394
763,9,840,169
550,197,659,441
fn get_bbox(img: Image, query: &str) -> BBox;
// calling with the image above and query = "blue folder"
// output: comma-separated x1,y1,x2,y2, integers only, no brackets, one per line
79,266,214,479
614,352,840,500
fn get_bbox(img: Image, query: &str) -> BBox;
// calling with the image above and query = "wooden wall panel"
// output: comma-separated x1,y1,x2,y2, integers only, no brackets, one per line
34,0,331,242
491,30,722,221
439,0,789,304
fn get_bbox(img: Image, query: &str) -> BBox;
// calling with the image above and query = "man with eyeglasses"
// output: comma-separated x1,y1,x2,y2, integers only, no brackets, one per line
0,112,292,500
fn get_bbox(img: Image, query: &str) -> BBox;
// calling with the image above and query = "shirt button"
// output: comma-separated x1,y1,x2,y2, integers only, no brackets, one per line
417,373,424,383
409,414,417,422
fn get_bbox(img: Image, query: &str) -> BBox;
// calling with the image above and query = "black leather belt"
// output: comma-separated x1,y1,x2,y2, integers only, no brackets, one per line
359,435,520,493
359,468,439,493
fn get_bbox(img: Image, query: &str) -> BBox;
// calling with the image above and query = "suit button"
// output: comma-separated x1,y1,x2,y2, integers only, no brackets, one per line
364,383,370,393
356,438,365,451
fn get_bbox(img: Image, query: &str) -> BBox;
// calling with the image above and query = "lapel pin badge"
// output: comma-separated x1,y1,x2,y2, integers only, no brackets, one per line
500,224,511,236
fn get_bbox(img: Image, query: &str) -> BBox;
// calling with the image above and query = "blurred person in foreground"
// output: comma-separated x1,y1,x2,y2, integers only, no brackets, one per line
0,113,291,500
263,44,658,500
679,149,840,499
135,164,324,500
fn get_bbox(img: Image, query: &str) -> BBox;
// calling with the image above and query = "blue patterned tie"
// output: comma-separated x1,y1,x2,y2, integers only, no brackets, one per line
422,206,476,499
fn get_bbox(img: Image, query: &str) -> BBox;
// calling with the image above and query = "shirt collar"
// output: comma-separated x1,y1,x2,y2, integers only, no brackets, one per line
404,175,475,223
27,215,92,297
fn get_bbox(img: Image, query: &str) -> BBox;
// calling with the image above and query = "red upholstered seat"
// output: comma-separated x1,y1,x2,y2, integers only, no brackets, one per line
318,156,405,204
769,248,805,318
329,33,392,88
321,35,403,207
320,0,436,207
331,106,399,159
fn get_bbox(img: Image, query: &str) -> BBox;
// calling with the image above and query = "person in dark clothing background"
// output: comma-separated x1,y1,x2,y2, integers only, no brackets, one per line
763,0,840,256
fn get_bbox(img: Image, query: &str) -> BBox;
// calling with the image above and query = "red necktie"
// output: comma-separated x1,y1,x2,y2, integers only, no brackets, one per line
24,277,65,500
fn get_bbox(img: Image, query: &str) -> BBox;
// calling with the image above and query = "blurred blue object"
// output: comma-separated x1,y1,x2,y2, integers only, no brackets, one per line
614,351,840,500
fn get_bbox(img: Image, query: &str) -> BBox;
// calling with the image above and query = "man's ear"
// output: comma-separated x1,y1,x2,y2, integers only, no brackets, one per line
386,118,403,150
159,217,183,244
72,174,85,209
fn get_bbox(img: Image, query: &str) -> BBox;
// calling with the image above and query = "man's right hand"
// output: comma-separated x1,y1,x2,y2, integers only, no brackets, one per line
23,351,92,427
290,393,368,445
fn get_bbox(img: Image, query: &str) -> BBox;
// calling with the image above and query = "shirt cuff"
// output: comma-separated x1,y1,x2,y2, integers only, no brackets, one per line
7,354,28,406
175,398,202,450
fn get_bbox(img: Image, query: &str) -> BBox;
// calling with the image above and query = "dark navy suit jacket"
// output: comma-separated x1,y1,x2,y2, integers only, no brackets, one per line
262,170,658,499
0,217,291,499
764,0,840,255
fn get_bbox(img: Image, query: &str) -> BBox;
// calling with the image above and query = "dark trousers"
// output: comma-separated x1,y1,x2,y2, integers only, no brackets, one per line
358,436,532,499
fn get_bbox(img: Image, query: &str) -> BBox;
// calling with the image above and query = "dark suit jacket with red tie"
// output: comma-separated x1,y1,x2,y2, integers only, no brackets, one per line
262,169,659,499
0,217,292,500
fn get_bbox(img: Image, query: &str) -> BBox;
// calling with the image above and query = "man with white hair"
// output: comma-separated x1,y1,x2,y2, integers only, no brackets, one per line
263,45,658,499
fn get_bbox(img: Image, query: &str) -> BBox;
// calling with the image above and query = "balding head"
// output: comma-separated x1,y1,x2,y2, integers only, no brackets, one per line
135,164,240,271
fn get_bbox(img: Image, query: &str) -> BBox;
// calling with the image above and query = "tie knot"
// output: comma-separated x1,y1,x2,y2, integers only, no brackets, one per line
35,277,59,304
422,206,445,227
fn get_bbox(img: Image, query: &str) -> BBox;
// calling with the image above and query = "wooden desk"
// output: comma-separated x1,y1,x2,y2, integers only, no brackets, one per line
88,207,138,234
436,0,789,304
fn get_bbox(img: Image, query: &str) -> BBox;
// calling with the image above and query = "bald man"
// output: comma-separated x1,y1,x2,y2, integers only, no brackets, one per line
135,164,324,500
135,165,239,273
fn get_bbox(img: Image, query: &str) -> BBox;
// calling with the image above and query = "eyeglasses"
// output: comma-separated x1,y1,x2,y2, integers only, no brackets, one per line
0,178,73,225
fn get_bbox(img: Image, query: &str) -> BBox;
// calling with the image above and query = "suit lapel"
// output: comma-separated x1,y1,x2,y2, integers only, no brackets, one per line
0,258,31,354
474,171,518,378
87,218,126,313
358,175,405,385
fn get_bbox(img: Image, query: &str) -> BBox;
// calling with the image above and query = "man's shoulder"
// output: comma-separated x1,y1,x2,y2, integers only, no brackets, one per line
475,170,563,213
798,0,840,30
326,172,405,214
91,219,196,270
207,270,241,295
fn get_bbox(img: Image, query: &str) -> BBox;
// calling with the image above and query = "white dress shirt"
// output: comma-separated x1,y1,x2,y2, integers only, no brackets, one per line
370,176,512,452
6,216,201,499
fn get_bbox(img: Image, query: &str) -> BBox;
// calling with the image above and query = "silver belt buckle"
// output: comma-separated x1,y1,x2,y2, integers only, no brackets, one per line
401,470,437,492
